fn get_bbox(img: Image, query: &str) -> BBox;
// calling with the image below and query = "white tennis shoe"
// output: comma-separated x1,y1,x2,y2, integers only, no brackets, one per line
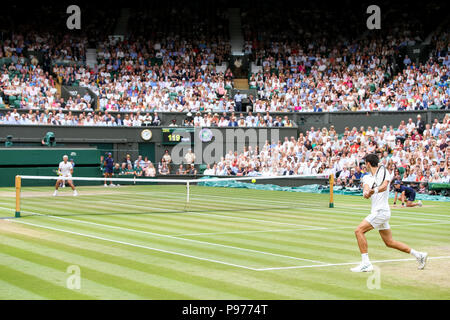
350,262,374,272
418,200,423,207
417,252,428,270
53,191,58,196
73,190,78,196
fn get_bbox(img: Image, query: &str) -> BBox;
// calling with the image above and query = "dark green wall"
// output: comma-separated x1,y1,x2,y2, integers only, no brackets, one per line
0,148,101,187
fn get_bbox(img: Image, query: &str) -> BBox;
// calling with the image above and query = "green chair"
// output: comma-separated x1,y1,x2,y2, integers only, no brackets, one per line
198,164,207,174
398,166,405,178
5,135,13,147
42,132,56,147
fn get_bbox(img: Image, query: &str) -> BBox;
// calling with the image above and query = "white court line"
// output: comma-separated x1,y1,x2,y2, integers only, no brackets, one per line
132,190,449,222
70,192,447,225
33,197,325,230
4,207,449,272
3,206,326,265
8,185,450,219
3,190,448,227
137,189,450,218
11,219,259,271
256,256,450,271
12,214,450,272
173,221,450,237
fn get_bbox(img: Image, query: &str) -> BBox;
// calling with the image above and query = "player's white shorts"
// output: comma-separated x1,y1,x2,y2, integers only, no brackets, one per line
365,209,391,230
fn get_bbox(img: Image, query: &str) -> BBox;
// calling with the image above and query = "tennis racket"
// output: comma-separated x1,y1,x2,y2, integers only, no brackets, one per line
372,165,387,188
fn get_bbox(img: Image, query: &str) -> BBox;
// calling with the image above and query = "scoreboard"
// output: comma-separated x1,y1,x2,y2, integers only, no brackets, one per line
161,128,195,145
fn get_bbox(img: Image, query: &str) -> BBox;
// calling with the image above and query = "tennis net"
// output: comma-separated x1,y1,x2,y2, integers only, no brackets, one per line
12,174,334,218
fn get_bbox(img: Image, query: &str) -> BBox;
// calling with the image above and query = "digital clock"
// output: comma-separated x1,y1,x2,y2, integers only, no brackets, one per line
161,128,195,145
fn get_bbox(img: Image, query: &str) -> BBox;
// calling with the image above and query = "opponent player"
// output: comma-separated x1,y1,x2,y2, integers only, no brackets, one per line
351,154,427,272
53,155,78,196
393,180,422,207
103,152,115,187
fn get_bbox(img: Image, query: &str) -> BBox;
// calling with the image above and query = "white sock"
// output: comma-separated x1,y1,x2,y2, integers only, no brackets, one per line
362,253,370,264
410,249,421,258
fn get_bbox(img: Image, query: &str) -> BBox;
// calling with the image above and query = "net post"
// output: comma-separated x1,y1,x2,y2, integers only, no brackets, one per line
186,181,190,203
329,174,334,208
15,175,21,217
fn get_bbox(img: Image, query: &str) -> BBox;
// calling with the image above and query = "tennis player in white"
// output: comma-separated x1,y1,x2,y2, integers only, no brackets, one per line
53,155,78,196
351,154,427,272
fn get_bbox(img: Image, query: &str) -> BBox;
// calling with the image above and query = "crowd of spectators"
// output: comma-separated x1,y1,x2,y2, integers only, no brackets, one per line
240,1,449,112
100,147,199,179
177,111,294,127
201,115,450,192
0,107,298,128
1,2,448,116
101,153,157,178
0,109,163,126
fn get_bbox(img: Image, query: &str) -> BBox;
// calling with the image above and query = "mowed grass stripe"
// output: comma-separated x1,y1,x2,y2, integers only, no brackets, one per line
3,222,306,300
0,279,47,300
182,220,449,265
0,242,191,300
20,194,330,230
16,200,335,266
0,244,144,300
0,236,247,300
16,183,450,214
1,185,449,299
20,200,283,236
1,232,293,299
16,198,449,266
14,218,300,270
7,205,449,267
12,186,449,225
116,191,448,225
193,228,362,264
16,216,322,267
0,264,93,299
163,186,450,221
16,198,354,240
7,202,352,267
57,197,313,233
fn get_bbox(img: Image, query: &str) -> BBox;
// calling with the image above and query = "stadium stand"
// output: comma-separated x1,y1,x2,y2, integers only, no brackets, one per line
0,0,448,196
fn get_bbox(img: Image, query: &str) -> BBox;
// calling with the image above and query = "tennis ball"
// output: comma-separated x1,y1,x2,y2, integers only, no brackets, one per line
251,179,256,183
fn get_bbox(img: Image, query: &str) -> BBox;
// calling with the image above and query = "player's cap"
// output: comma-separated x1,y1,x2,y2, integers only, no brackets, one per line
107,152,112,156
394,180,402,185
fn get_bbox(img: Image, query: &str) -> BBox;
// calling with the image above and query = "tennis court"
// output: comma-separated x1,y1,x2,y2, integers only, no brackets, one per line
0,183,449,299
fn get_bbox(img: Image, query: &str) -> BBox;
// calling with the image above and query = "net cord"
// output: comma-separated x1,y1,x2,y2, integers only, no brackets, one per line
17,174,330,185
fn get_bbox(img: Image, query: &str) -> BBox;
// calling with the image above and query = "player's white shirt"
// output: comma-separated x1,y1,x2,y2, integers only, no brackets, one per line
362,170,392,212
59,161,73,177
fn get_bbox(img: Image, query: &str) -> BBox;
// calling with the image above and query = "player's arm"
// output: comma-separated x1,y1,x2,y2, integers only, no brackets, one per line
363,182,374,199
375,179,390,193
401,191,406,206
